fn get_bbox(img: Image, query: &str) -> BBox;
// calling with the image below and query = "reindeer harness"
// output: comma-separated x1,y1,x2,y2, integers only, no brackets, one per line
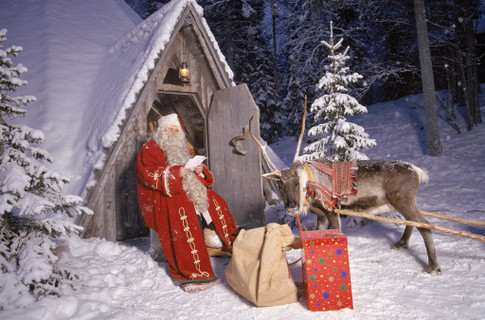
304,160,358,211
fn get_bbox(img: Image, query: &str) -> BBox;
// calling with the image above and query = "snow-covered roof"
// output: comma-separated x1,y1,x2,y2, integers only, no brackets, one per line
0,0,233,197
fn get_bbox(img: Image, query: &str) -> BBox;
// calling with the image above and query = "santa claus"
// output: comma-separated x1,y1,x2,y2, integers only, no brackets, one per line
136,113,238,293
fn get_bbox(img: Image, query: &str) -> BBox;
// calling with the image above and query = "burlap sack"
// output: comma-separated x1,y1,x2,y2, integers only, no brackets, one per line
225,223,300,307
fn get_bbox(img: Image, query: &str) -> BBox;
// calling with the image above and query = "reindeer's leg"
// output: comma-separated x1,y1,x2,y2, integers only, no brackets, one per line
391,197,441,274
417,226,441,274
312,202,341,230
327,212,341,230
310,204,328,230
392,225,414,249
316,215,328,230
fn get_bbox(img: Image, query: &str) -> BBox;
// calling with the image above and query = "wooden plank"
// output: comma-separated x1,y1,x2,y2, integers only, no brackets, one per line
115,138,143,240
115,149,126,240
114,120,149,240
208,84,264,225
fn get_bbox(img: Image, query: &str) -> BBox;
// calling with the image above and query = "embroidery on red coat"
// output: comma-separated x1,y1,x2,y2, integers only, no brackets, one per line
148,170,161,190
213,199,230,244
178,207,210,279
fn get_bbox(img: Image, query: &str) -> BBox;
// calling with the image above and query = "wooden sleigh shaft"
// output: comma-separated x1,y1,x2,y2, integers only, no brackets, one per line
335,209,485,243
420,210,485,226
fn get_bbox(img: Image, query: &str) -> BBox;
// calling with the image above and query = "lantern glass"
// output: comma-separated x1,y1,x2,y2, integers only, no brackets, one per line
179,62,190,83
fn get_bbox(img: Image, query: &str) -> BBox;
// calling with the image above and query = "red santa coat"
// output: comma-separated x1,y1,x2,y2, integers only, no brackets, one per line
136,139,238,286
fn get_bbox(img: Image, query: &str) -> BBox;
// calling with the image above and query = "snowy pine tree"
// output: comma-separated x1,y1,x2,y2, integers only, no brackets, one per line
301,22,376,162
0,29,91,309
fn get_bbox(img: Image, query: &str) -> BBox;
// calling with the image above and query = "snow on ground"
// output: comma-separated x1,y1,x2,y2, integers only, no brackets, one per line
1,88,484,320
1,0,484,318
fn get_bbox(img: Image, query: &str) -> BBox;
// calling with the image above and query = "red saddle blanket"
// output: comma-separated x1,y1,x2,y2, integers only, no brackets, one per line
306,160,358,210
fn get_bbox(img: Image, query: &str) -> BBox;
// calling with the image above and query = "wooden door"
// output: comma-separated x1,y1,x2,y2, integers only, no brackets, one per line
207,84,264,225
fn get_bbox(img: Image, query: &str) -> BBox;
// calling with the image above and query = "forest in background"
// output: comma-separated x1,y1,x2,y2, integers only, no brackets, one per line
125,0,484,142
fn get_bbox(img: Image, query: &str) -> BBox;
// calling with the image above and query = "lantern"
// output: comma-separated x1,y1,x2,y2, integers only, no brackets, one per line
179,62,190,84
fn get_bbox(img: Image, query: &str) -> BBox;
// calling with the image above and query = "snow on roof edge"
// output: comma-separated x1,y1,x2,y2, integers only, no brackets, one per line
100,0,234,150
80,0,236,198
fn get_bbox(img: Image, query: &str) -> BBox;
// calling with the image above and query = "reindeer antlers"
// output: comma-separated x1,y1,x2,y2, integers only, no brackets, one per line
248,115,282,178
248,95,307,178
291,95,307,173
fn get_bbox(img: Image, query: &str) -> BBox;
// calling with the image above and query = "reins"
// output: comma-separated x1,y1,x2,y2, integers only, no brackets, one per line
335,209,485,242
419,210,485,226
303,161,485,242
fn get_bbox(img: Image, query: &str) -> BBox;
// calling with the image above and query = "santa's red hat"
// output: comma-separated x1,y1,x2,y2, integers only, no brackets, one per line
158,113,185,132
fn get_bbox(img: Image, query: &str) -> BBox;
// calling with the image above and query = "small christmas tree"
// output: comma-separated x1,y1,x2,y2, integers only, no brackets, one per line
0,29,91,309
301,22,375,162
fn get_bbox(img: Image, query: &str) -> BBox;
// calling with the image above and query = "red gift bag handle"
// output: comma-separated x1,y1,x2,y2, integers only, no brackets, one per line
296,214,303,235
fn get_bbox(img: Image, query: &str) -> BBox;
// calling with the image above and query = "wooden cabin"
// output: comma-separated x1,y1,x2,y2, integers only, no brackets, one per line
76,1,265,241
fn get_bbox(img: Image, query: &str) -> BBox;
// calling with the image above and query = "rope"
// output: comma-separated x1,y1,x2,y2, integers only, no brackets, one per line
335,209,485,243
420,211,485,226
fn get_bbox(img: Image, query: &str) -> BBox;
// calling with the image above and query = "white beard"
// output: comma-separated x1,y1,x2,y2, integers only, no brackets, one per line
156,128,209,214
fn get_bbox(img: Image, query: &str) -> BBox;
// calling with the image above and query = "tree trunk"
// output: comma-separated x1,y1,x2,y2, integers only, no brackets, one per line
464,0,482,127
453,23,467,109
413,0,442,156
271,3,279,93
0,114,3,156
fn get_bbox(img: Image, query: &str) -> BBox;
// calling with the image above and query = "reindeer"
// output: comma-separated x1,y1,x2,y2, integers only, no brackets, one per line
249,108,441,275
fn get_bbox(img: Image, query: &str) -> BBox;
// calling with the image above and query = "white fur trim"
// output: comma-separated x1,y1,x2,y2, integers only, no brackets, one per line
163,166,173,197
198,210,213,225
158,113,182,129
182,279,222,293
297,166,309,215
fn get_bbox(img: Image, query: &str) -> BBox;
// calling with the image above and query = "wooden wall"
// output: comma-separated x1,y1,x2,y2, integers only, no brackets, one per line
79,8,264,240
207,84,264,225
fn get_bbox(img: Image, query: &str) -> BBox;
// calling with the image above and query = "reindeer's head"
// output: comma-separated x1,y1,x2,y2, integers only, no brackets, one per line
263,166,308,216
249,96,308,217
